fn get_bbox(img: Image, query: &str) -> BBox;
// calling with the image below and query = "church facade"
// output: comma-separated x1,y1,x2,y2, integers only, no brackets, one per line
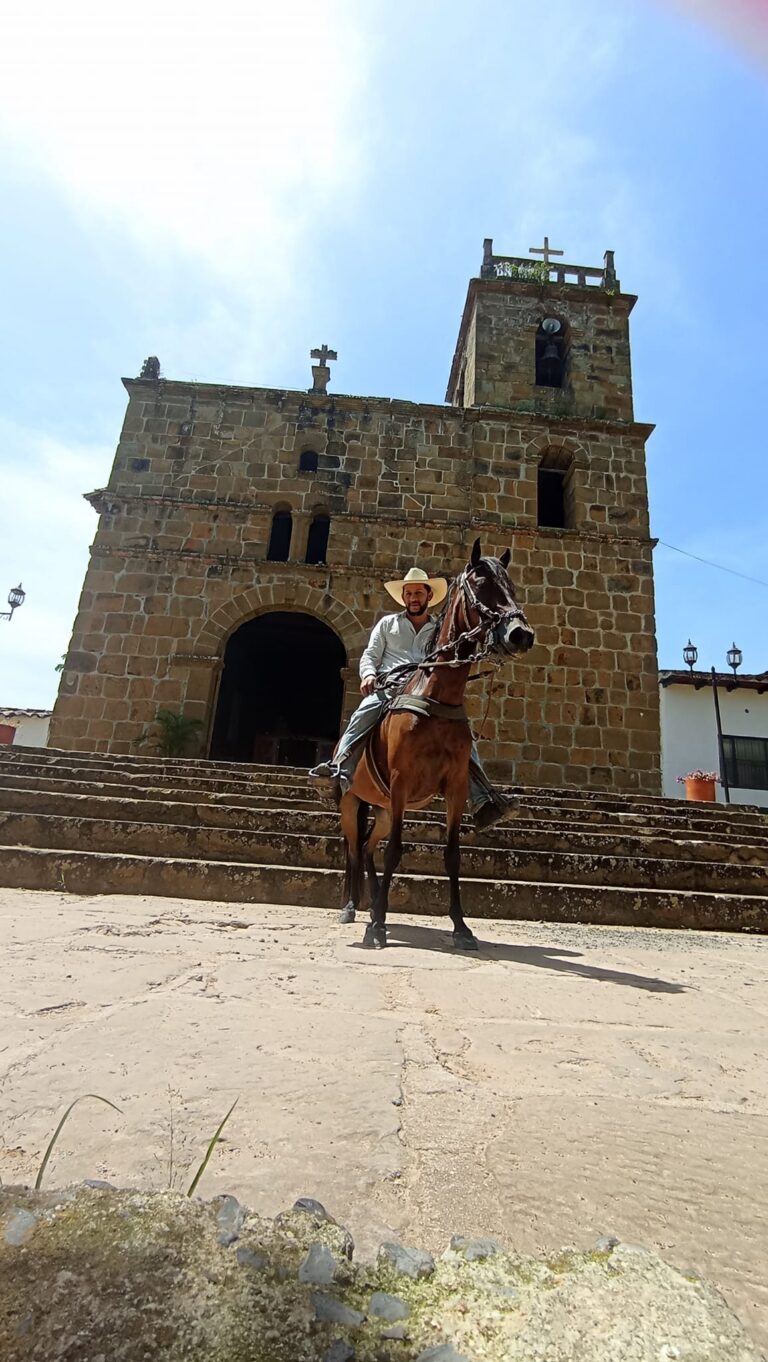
51,239,661,792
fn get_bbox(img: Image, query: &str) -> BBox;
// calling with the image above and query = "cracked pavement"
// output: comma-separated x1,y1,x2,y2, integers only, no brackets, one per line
1,888,767,1349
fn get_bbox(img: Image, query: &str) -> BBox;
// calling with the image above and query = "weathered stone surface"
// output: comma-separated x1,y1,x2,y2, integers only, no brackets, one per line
448,1235,502,1262
378,1241,436,1279
45,253,661,795
0,1187,761,1360
2,748,766,932
300,1242,342,1286
215,1192,245,1245
369,1290,410,1320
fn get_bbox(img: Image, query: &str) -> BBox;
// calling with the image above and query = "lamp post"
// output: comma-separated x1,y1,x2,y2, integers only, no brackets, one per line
0,584,25,622
709,665,730,805
683,639,698,672
727,642,743,677
682,640,743,806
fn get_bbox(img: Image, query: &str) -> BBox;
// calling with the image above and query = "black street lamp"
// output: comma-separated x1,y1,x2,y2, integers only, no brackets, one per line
0,584,25,622
727,642,743,676
680,639,747,806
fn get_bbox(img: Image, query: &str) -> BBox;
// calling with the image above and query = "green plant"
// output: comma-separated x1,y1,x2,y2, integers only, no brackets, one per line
54,654,66,673
187,1099,238,1197
135,708,204,757
36,1094,123,1189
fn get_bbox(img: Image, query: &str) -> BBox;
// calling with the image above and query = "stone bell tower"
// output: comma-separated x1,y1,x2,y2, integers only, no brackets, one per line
443,236,660,791
447,238,631,421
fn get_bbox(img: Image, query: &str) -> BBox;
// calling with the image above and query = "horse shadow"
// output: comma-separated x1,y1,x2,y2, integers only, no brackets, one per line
348,920,686,994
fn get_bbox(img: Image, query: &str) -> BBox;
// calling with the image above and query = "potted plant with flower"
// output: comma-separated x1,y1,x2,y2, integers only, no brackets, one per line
676,769,720,802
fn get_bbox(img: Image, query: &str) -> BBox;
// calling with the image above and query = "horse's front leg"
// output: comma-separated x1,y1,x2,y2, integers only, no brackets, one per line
339,792,368,924
444,774,478,951
363,806,391,911
368,782,405,950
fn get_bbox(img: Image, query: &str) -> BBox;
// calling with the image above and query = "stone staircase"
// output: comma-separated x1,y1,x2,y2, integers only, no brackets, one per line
0,746,766,931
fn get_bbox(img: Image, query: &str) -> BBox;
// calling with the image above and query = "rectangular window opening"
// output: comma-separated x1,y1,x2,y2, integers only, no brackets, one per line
723,734,768,791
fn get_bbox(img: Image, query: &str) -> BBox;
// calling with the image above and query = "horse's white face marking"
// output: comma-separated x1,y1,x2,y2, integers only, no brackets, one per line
498,615,535,655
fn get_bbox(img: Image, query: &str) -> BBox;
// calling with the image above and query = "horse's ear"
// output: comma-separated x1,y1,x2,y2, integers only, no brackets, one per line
500,547,511,570
470,538,481,567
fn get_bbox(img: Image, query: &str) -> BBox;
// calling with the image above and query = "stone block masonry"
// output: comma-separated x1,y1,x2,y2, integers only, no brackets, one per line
51,252,661,793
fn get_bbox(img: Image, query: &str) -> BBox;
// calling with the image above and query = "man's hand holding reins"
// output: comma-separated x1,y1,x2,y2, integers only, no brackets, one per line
360,675,377,696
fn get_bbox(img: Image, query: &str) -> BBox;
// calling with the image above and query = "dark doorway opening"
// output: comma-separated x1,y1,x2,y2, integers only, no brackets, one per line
537,467,567,528
209,611,346,766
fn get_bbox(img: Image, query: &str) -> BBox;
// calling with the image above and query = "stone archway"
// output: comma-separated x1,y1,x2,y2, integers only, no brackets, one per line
208,611,347,765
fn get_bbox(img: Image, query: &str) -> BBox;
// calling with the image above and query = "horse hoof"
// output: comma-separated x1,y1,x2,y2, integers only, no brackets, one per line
338,904,356,924
453,931,479,951
373,929,388,950
362,923,376,948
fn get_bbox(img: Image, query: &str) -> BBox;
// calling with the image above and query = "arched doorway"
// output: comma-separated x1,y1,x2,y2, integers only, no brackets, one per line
209,611,347,766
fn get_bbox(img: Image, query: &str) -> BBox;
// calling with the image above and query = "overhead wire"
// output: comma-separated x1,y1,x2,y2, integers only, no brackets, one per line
656,540,768,591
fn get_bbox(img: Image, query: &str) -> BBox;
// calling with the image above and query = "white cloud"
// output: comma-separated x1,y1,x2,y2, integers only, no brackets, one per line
0,420,108,707
0,0,370,280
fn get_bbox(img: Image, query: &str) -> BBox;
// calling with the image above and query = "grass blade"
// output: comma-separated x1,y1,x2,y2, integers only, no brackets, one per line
35,1094,123,1191
186,1099,238,1198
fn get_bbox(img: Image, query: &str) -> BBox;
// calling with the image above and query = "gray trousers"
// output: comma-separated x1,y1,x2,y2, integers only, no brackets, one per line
331,690,495,806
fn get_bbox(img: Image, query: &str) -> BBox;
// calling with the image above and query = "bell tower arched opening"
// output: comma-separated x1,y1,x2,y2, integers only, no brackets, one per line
209,611,346,765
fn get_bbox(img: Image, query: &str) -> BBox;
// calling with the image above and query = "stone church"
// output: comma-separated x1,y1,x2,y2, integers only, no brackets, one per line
51,238,660,793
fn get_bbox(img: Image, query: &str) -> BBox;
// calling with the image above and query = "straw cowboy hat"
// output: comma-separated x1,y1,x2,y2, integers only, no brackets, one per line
384,566,448,607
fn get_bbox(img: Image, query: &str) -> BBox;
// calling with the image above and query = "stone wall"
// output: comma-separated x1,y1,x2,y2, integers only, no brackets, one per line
447,278,635,422
51,370,660,792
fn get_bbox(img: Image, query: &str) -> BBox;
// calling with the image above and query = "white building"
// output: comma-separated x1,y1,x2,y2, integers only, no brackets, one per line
0,708,51,749
659,671,768,808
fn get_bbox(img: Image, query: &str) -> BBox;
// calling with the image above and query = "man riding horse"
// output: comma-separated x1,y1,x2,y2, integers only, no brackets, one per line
309,563,510,830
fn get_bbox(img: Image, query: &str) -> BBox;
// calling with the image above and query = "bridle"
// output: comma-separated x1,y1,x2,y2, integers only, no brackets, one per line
383,560,528,690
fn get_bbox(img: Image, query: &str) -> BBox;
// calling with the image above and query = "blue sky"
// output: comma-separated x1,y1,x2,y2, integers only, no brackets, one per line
1,0,766,708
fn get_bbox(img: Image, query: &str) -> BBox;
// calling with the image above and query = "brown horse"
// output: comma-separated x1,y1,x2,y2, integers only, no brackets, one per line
338,539,534,950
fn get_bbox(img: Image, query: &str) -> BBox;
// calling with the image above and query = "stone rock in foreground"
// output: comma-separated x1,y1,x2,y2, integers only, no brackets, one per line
0,1186,762,1361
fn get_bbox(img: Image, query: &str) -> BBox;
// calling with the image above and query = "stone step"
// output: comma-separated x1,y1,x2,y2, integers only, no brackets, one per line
2,844,765,932
2,768,766,847
2,785,766,865
4,748,767,828
6,746,765,816
1,810,766,896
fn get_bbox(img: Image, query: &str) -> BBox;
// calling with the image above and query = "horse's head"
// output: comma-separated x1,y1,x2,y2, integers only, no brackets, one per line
461,538,535,657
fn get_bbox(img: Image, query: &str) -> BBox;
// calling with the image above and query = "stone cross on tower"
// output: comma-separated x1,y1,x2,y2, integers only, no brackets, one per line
310,344,337,395
528,236,564,266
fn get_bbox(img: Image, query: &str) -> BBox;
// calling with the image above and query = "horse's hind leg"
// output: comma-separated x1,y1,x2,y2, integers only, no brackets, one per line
444,777,478,951
339,793,368,924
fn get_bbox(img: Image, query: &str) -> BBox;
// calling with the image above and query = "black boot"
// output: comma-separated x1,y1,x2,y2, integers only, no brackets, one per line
473,795,510,832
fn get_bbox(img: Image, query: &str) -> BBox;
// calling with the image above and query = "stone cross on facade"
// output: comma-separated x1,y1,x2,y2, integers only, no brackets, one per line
310,345,337,395
528,236,564,266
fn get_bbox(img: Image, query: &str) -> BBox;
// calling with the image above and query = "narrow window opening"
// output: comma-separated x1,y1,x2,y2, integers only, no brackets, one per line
723,735,768,791
299,450,319,473
267,510,292,562
537,467,567,527
535,318,567,389
305,513,330,564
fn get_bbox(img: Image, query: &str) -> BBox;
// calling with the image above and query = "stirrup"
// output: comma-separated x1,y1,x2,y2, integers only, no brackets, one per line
309,762,337,780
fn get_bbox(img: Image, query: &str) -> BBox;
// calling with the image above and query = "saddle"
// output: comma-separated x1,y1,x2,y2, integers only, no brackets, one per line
361,693,469,804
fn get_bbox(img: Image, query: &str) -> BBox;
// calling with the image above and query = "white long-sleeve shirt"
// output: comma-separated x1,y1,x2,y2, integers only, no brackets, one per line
359,612,439,682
